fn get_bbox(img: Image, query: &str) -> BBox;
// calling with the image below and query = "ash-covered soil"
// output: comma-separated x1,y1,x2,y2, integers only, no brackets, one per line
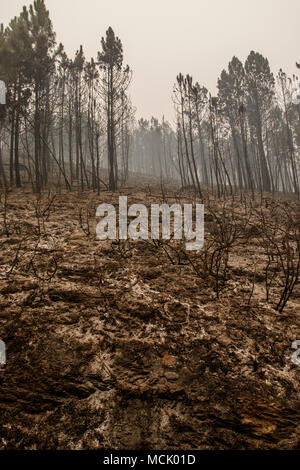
0,183,299,449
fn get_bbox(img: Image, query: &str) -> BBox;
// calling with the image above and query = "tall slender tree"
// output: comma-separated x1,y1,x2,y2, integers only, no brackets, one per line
98,27,131,190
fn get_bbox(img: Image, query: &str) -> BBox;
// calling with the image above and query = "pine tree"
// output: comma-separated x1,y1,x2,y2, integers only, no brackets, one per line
218,56,254,195
245,51,274,192
98,27,131,190
24,0,58,193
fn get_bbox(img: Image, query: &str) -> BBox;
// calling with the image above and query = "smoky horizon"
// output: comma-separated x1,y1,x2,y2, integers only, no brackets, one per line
2,0,300,122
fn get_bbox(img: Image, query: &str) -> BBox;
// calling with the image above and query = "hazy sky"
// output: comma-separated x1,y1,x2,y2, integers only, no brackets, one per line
2,0,300,122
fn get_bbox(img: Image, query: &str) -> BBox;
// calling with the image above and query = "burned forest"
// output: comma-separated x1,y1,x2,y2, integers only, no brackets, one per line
0,0,300,453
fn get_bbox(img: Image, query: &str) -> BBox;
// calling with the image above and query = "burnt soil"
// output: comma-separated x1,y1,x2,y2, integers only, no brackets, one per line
0,183,299,449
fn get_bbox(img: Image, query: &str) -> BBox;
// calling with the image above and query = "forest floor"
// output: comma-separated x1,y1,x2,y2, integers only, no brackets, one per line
0,181,299,450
